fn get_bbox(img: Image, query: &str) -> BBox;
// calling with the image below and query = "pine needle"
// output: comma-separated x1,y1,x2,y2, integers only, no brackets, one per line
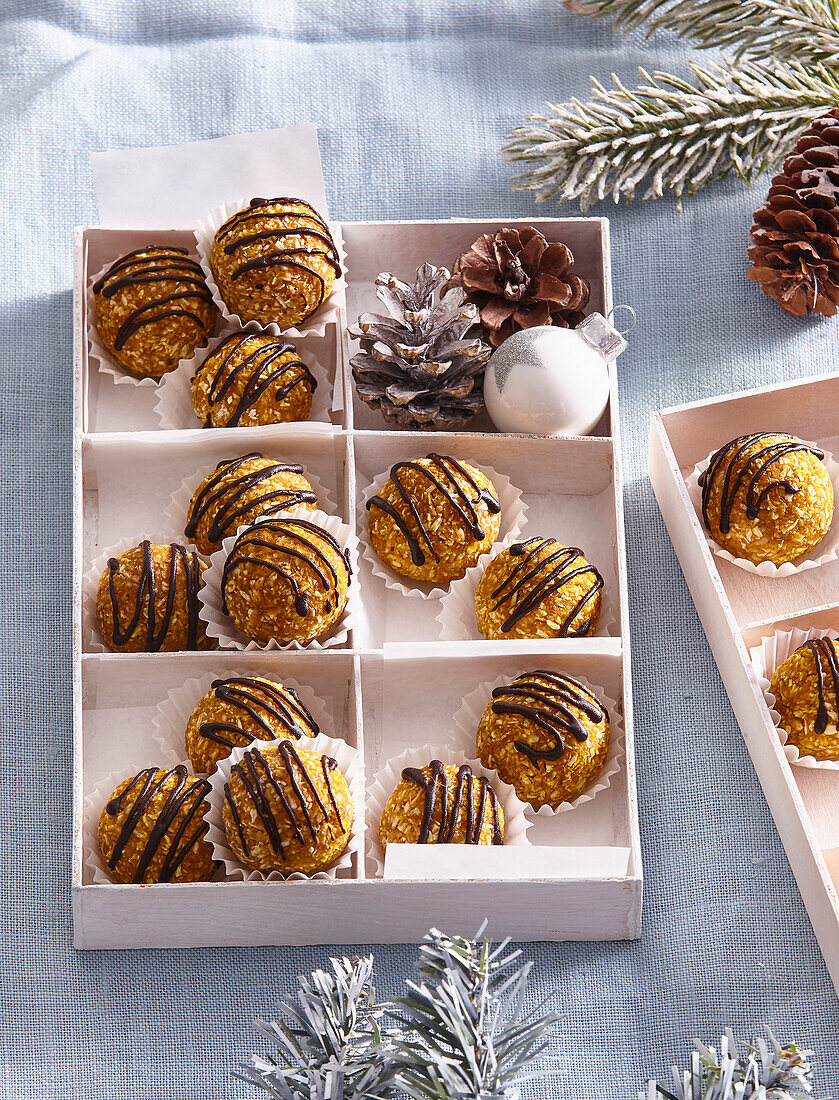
567,0,839,66
642,1030,823,1100
393,927,561,1100
236,956,403,1100
503,59,839,208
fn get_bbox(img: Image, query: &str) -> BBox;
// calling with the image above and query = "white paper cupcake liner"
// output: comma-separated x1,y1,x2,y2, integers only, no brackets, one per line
151,670,336,769
750,626,839,770
447,672,624,816
198,507,360,651
366,743,531,878
436,537,618,641
358,462,527,600
194,197,347,338
82,532,204,653
83,762,221,885
685,443,839,578
205,733,363,881
165,462,337,552
152,327,334,430
87,255,218,390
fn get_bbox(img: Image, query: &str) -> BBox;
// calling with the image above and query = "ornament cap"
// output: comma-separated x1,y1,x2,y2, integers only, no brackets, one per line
577,310,631,360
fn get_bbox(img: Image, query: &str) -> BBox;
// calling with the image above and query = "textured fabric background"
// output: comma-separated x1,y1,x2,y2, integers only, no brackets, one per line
2,1,839,1096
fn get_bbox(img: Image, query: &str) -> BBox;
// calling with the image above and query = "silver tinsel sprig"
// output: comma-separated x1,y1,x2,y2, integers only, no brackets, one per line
643,1030,822,1100
235,954,402,1100
392,925,561,1100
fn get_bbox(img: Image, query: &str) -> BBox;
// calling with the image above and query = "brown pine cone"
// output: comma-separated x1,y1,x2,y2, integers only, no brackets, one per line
448,227,590,347
747,109,839,317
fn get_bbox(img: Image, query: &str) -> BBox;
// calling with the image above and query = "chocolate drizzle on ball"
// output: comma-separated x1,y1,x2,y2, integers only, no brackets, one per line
105,765,214,884
195,333,315,428
225,742,345,859
216,197,340,308
698,433,825,534
198,676,319,751
490,537,603,637
367,453,501,567
107,541,203,651
800,638,839,736
400,760,503,845
222,516,351,619
185,454,317,545
94,246,214,351
491,670,607,765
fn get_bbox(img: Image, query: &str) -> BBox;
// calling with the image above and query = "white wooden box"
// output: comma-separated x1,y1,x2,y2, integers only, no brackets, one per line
72,216,642,948
649,375,839,996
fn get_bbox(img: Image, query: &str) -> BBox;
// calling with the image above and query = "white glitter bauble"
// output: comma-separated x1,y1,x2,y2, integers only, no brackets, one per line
484,315,627,436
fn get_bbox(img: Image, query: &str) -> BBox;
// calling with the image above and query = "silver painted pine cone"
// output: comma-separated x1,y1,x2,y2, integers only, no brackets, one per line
349,263,491,431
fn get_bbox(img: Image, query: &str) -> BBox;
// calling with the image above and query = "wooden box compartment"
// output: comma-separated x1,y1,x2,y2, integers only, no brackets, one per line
649,372,839,997
72,215,641,948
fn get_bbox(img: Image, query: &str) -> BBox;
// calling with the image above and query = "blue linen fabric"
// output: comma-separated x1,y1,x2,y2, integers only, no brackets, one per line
2,0,839,1095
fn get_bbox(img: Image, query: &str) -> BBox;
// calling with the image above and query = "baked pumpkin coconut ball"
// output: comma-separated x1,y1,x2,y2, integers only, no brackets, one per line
698,432,833,565
192,332,317,428
185,675,320,775
222,514,352,646
770,637,839,761
222,740,353,875
96,540,211,652
475,537,603,640
210,197,340,328
379,760,504,849
184,453,318,555
476,670,610,809
367,454,501,583
93,245,217,379
98,765,217,884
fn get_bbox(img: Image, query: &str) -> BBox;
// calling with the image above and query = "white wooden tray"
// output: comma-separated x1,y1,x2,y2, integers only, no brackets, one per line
649,375,839,997
72,216,641,948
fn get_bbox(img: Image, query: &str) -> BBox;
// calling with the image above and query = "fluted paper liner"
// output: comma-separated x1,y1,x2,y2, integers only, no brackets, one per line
153,327,333,430
750,627,839,770
685,443,839,578
151,670,335,768
82,532,208,653
83,761,221,885
436,536,618,641
358,462,527,600
447,673,624,816
164,463,336,551
205,733,363,881
194,197,347,338
87,255,218,390
366,743,531,878
198,507,360,650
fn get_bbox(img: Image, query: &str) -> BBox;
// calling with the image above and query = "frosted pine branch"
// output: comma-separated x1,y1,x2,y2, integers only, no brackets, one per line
394,927,561,1100
642,1030,821,1100
236,955,402,1100
503,60,839,209
565,0,839,66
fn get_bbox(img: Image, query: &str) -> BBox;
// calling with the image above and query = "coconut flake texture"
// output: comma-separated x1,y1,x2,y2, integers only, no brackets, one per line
437,537,617,641
194,197,347,338
684,443,839,578
366,743,530,877
153,328,334,430
198,508,359,651
151,670,335,770
446,671,624,815
164,462,336,554
204,733,364,881
750,626,839,770
83,762,220,885
358,460,526,600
